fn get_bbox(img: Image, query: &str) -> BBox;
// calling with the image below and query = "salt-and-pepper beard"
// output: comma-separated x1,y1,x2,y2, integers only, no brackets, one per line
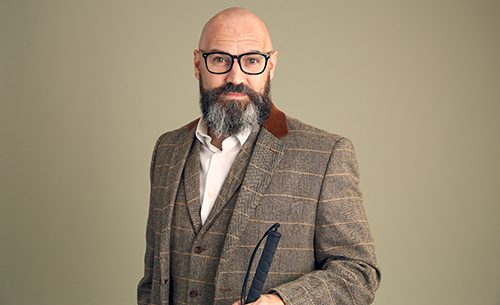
198,74,272,138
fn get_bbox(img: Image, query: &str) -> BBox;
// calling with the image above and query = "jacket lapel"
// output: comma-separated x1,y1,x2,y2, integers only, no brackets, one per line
183,139,203,233
220,125,287,259
161,124,197,235
157,123,197,292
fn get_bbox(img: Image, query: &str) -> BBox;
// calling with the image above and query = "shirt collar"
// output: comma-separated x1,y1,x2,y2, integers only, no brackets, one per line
195,118,251,151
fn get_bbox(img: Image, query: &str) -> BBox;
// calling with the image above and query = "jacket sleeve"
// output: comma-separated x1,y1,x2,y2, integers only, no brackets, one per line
137,136,161,305
271,137,381,304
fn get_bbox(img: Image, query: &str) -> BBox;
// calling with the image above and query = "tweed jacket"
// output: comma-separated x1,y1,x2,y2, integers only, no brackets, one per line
138,104,381,305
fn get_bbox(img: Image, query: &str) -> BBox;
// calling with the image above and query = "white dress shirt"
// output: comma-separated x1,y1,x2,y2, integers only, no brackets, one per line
195,119,251,224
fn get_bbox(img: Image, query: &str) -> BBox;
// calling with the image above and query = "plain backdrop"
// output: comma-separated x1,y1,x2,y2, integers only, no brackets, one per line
1,1,499,304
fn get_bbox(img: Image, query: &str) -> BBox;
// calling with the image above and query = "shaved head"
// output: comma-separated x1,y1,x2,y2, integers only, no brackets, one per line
198,7,273,52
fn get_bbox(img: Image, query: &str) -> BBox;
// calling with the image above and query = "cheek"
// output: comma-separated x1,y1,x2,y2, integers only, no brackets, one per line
201,73,225,90
248,76,268,93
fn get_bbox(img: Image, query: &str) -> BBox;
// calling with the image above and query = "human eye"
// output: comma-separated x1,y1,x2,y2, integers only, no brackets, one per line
244,55,261,65
210,54,229,65
214,56,225,63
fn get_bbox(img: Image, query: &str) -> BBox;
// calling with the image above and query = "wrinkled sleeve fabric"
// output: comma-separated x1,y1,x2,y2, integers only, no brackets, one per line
271,137,381,304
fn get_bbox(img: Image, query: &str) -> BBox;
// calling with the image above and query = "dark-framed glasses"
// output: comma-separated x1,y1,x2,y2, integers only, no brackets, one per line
200,51,271,75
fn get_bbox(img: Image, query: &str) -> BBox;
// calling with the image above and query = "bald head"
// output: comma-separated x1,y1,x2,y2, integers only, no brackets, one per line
198,7,273,52
193,7,278,92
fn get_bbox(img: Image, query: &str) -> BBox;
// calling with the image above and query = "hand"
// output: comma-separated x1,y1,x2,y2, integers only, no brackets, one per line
232,294,285,305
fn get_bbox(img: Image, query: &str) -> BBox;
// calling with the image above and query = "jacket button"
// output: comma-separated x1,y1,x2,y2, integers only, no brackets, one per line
194,246,204,253
189,290,198,298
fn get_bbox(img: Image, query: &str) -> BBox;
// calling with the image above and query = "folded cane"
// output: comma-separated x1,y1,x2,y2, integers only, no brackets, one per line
240,223,281,305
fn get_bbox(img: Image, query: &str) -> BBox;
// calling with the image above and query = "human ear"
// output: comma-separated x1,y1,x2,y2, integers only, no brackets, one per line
194,49,201,80
268,50,278,80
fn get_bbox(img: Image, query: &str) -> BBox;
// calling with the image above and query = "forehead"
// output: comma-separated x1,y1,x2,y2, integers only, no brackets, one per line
200,15,271,53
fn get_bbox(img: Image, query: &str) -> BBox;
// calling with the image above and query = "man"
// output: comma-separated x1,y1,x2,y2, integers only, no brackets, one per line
138,7,380,305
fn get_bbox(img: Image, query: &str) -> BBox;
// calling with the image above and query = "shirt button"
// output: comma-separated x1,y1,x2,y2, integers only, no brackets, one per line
216,153,221,159
189,290,198,298
194,246,205,253
207,192,213,198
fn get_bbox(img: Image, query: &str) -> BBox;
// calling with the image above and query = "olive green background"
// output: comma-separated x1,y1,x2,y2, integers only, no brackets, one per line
1,1,499,304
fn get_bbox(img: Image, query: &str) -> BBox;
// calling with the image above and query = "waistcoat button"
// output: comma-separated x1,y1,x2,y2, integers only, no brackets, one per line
194,246,204,253
189,290,198,298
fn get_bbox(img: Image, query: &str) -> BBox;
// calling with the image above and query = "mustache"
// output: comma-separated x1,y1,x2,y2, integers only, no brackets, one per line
200,80,261,106
221,82,253,95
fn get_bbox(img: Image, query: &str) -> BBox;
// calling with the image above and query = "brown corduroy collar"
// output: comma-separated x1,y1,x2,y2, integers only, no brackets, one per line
187,101,288,139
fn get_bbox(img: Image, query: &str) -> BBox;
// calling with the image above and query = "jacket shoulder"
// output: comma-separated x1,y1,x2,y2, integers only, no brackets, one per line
154,119,198,147
285,116,347,147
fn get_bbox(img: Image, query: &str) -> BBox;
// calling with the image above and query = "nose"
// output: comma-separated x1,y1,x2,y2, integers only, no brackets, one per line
225,58,246,85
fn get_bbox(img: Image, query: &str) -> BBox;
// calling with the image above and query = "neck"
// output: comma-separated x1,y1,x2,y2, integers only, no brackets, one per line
208,129,226,150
